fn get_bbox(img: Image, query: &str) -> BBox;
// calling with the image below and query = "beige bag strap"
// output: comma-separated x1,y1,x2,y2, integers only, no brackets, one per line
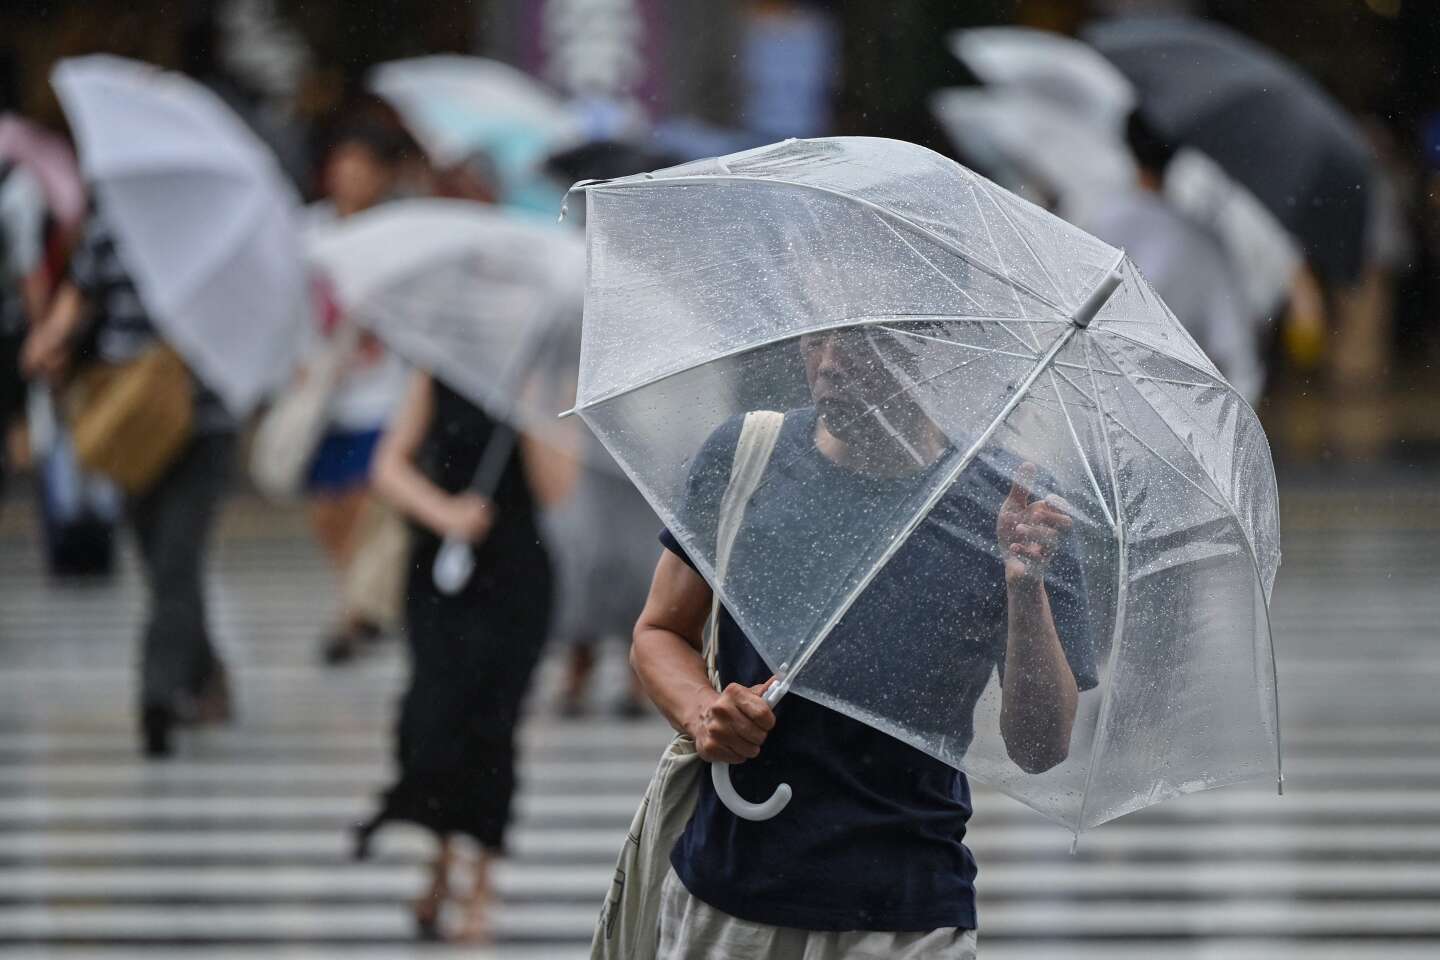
702,411,784,691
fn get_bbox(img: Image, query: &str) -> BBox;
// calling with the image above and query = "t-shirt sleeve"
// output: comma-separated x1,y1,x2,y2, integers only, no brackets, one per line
656,414,747,573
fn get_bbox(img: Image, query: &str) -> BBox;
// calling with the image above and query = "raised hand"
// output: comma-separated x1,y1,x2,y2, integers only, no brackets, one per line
997,462,1074,584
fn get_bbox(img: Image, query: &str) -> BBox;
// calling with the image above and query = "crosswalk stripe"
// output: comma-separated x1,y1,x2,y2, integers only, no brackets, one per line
3,493,1437,953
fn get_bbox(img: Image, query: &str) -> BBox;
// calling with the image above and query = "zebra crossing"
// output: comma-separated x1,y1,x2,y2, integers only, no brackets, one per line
1,481,1438,959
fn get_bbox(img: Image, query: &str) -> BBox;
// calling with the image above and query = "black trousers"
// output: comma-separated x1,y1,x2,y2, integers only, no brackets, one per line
0,329,24,497
128,432,234,709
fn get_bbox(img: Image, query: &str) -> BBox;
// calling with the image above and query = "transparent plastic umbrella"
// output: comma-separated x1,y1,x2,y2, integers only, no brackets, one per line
51,55,308,415
306,198,586,592
568,137,1282,836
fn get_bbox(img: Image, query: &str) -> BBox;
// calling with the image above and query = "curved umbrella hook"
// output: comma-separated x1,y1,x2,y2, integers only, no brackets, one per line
711,762,792,821
710,679,793,821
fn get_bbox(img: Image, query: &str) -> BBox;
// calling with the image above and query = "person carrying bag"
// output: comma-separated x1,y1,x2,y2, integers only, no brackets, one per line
63,341,193,495
590,410,783,960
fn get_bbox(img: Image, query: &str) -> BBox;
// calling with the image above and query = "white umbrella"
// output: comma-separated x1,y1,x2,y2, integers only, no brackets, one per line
1164,147,1301,323
51,55,307,416
307,198,587,593
930,87,1136,216
369,55,581,210
950,27,1135,137
304,198,584,425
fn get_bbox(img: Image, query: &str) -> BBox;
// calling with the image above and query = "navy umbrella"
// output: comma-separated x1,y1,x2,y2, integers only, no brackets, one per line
1084,16,1374,284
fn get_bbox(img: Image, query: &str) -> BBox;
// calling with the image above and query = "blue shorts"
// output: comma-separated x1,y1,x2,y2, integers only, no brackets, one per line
305,429,381,494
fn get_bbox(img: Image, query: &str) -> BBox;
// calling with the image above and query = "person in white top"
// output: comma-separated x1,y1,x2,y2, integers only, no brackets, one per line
299,121,411,664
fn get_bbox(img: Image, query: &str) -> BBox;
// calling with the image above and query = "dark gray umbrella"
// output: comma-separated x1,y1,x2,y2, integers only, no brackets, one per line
1084,16,1374,284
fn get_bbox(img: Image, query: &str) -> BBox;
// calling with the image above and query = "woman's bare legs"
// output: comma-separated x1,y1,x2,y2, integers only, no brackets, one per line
413,836,453,940
309,488,382,663
450,846,496,943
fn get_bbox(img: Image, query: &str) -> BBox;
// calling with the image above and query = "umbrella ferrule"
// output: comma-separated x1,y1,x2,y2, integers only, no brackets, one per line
1071,265,1124,328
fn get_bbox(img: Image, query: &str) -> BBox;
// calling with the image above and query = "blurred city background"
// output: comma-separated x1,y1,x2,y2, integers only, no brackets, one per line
1,0,1438,957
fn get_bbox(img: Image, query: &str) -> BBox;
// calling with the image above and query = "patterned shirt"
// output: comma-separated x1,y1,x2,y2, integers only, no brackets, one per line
70,206,234,433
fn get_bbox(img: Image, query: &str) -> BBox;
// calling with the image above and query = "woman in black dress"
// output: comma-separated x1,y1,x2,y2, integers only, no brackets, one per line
357,370,564,941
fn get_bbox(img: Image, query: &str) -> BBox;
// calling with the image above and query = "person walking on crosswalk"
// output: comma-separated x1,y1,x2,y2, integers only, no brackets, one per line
353,369,562,942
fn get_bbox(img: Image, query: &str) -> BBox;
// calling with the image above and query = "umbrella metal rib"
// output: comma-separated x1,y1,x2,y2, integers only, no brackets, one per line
1073,334,1130,839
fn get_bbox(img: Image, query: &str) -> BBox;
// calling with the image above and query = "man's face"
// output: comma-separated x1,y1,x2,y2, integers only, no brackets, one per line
800,328,908,439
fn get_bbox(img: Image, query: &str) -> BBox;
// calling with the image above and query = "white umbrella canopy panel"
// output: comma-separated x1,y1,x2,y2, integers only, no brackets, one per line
571,136,1281,833
929,87,1137,217
949,27,1136,138
304,198,590,461
51,55,308,415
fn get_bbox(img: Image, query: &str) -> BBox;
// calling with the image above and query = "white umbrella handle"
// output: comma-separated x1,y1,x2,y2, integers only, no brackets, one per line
710,679,793,821
432,538,475,596
711,762,792,822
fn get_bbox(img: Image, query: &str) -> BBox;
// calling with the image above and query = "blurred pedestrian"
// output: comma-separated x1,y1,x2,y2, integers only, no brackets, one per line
0,157,48,498
546,440,655,719
21,201,234,757
353,370,556,942
1079,113,1264,402
301,122,410,663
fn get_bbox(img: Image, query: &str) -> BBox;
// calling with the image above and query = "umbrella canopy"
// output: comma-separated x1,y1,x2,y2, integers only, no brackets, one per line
1084,16,1374,284
949,27,1135,138
1163,147,1301,323
51,56,307,415
305,198,587,450
370,55,580,212
571,136,1281,833
0,113,86,232
930,87,1136,216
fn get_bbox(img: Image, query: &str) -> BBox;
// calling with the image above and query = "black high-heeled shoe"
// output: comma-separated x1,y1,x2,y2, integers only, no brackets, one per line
140,704,174,758
351,813,384,860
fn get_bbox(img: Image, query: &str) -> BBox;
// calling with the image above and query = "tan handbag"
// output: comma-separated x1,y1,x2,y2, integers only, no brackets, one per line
590,411,783,960
248,322,361,501
64,344,194,495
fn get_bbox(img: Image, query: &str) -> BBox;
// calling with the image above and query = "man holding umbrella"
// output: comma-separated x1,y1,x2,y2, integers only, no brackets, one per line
631,324,1096,956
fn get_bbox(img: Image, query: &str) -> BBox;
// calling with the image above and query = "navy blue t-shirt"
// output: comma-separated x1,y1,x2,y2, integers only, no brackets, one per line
661,409,1096,932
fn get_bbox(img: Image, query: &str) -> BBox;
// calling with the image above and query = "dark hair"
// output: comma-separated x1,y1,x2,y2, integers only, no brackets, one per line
327,121,407,167
1125,108,1178,176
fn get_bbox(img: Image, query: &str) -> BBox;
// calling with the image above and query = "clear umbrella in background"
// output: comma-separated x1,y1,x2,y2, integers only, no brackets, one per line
949,26,1135,138
949,25,1299,318
369,55,582,214
1084,16,1375,285
568,136,1281,837
1164,147,1302,325
306,197,587,592
929,86,1136,217
51,55,308,415
0,113,86,234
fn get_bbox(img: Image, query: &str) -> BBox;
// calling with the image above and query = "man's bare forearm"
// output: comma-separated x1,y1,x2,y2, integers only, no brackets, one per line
632,622,716,738
999,577,1079,773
